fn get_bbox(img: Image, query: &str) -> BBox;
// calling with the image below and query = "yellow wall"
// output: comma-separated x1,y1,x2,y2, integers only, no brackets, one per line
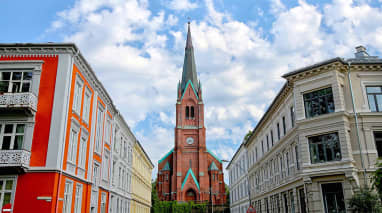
130,143,153,213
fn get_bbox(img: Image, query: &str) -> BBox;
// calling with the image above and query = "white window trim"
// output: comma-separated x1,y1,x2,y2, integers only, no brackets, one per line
74,183,83,213
93,161,101,186
95,104,105,155
102,149,110,181
0,123,26,150
63,180,73,213
104,117,112,145
82,87,92,125
78,129,88,170
67,121,80,165
72,75,84,115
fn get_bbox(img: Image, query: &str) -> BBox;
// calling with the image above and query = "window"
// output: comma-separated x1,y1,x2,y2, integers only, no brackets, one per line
78,136,87,169
298,188,306,213
290,106,295,128
286,152,290,175
255,147,258,161
367,86,382,112
73,77,83,114
101,192,107,213
277,123,280,140
322,183,346,213
309,132,341,164
304,87,335,118
282,116,286,135
266,135,269,151
190,106,195,118
0,178,15,208
74,184,83,213
63,181,73,213
0,123,25,150
283,193,289,213
93,163,100,185
67,128,78,164
102,150,110,181
185,106,189,119
95,104,104,153
0,71,33,93
261,141,264,155
105,118,111,145
271,130,274,146
374,132,382,158
83,89,91,123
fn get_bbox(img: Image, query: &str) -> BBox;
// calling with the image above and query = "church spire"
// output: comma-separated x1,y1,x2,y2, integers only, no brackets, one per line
180,22,199,94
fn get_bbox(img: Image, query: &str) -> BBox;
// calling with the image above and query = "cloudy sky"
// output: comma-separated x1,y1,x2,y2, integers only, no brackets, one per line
2,0,382,179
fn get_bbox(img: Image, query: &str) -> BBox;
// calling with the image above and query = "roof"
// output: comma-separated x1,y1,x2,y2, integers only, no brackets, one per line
207,149,222,163
158,148,174,164
282,57,345,78
135,140,154,167
161,161,171,171
209,161,219,171
180,22,199,94
181,168,200,191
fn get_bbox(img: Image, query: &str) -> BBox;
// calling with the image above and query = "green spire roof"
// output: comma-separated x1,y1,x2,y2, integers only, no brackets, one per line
162,161,171,171
209,161,219,171
180,22,199,94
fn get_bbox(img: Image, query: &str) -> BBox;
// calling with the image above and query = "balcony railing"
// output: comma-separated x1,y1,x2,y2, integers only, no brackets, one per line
0,150,31,169
0,92,37,113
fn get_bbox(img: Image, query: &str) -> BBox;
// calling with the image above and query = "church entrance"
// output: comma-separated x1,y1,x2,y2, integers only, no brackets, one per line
185,189,196,202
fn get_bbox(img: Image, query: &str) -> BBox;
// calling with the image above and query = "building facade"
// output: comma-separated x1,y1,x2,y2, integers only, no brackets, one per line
228,46,382,213
0,43,153,213
130,141,154,213
226,144,250,213
156,23,226,204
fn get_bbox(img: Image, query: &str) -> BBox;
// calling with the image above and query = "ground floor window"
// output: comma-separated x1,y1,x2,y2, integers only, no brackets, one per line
0,178,15,209
374,132,382,158
100,192,106,213
63,181,73,213
298,188,307,213
283,193,289,213
322,183,346,213
74,183,82,213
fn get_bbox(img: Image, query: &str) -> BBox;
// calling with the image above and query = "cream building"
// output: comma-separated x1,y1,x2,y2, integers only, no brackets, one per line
228,46,382,213
130,141,154,213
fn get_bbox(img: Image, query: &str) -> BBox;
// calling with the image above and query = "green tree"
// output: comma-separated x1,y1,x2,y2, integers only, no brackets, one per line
243,130,252,143
225,183,230,207
373,162,382,201
151,179,160,213
349,188,382,213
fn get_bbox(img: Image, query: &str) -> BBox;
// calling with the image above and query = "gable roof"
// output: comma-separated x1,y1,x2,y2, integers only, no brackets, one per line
209,161,219,171
207,149,222,163
162,161,171,171
158,148,173,164
181,168,200,191
180,80,199,101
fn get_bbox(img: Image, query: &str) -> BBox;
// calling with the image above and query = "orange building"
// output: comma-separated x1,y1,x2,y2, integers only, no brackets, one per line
0,43,152,213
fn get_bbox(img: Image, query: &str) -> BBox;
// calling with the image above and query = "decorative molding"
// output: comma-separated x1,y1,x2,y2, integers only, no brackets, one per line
0,149,31,168
0,92,37,112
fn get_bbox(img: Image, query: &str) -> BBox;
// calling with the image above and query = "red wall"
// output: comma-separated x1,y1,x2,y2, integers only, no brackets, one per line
0,55,59,167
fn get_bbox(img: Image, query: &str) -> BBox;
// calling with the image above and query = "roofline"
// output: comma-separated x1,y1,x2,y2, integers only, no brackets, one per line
282,57,345,78
135,140,154,167
226,142,246,170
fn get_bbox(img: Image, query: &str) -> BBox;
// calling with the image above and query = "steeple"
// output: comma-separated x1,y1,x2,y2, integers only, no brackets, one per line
180,22,199,94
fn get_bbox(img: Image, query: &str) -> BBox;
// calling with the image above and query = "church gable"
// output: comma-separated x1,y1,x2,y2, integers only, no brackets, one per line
180,80,199,101
181,168,200,191
158,148,173,171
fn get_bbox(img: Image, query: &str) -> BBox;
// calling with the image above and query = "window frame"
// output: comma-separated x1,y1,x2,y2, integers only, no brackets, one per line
303,87,335,119
74,183,83,213
366,85,382,112
0,70,33,93
67,122,80,164
0,123,26,150
308,132,342,164
95,103,105,154
102,149,110,181
72,75,84,115
78,131,88,169
82,87,92,124
63,180,73,213
0,177,17,209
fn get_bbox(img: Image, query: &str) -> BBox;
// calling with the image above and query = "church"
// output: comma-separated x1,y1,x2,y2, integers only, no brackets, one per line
156,23,227,204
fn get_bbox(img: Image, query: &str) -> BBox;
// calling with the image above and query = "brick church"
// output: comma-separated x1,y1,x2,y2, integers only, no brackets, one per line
156,23,226,204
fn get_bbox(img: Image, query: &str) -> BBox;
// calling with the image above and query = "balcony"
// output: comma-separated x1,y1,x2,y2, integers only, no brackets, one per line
0,150,31,173
0,92,37,115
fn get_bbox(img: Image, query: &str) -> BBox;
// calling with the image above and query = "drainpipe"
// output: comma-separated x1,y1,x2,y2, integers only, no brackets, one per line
347,61,367,187
55,48,81,212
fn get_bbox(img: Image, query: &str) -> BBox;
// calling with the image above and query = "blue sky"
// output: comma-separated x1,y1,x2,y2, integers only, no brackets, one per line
2,0,382,179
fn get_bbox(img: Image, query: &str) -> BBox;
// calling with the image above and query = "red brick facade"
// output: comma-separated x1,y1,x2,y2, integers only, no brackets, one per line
156,23,226,204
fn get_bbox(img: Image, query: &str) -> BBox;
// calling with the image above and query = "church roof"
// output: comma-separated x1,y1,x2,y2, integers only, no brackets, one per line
181,168,200,191
208,161,219,171
207,149,222,163
162,161,171,171
158,148,173,164
180,22,199,94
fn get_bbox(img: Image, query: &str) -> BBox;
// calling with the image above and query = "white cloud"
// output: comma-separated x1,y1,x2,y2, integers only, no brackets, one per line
167,0,198,11
47,0,382,179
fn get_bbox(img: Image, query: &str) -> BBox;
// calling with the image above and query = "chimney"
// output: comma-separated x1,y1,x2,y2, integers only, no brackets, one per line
355,45,369,58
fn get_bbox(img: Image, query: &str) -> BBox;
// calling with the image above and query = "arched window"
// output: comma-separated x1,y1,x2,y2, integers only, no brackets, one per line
185,106,189,119
190,106,194,119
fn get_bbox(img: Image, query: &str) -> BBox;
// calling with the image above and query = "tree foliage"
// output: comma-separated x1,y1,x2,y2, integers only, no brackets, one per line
373,162,382,201
349,188,382,213
243,130,252,143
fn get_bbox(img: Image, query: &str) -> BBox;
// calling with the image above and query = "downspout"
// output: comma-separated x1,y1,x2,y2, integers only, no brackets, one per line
347,61,367,186
55,48,80,213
